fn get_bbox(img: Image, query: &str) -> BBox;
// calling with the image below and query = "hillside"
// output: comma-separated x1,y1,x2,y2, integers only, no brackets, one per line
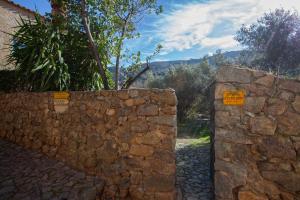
124,50,242,87
148,50,241,76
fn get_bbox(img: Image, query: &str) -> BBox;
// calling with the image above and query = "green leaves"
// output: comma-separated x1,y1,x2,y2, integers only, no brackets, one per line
8,14,105,91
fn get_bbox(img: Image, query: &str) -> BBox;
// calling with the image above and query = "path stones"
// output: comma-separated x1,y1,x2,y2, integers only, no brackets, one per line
176,139,213,200
0,139,104,200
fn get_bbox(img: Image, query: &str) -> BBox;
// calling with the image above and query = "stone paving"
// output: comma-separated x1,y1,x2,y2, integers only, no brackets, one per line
0,139,104,200
176,139,213,200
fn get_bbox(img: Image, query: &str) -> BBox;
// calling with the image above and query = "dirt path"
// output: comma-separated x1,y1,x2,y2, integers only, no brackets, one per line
176,139,213,200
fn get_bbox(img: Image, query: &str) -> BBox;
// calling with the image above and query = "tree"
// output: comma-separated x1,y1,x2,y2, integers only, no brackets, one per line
9,0,161,91
235,9,300,75
148,59,215,121
77,0,162,90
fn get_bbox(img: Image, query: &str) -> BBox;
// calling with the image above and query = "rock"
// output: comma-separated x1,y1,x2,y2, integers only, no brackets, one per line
214,171,235,199
267,98,287,115
250,116,277,135
144,175,175,192
278,112,300,136
261,171,300,192
130,171,143,185
214,83,236,99
129,144,154,157
279,91,294,101
255,75,274,88
214,160,247,186
279,79,300,93
292,95,300,113
216,66,252,83
238,191,268,200
155,192,175,200
131,121,148,132
257,137,296,160
106,109,116,116
215,128,253,144
87,135,103,148
214,111,230,128
244,97,266,113
135,133,160,145
137,105,158,116
147,116,176,127
157,90,177,106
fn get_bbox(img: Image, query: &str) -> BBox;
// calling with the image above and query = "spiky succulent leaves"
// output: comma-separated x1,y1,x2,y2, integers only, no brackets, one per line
8,14,110,91
8,15,70,91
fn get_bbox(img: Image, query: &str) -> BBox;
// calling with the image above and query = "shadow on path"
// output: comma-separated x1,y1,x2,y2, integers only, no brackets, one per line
176,139,213,200
0,139,104,200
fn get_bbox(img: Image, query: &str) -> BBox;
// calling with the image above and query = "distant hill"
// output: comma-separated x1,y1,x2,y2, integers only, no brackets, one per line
148,50,242,76
109,50,243,87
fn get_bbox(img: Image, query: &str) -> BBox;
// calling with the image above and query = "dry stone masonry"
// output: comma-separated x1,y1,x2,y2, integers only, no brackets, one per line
0,89,177,199
213,66,300,200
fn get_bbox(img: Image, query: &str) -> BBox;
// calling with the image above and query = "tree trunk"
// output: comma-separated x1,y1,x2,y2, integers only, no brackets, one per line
80,0,110,90
115,25,126,90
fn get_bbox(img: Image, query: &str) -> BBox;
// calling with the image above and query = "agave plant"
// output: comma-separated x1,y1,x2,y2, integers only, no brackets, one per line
8,16,70,91
8,14,109,91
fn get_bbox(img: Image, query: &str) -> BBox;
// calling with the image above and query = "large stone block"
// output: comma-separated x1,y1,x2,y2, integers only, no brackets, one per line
278,112,300,136
261,171,300,192
137,104,159,116
238,191,268,200
129,144,154,157
244,97,266,114
254,75,274,88
216,66,252,83
267,98,288,116
292,95,300,113
279,79,300,93
250,116,277,135
144,175,175,192
256,137,296,160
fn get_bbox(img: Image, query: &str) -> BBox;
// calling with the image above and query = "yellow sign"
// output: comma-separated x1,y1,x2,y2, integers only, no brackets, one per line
53,92,70,100
223,90,245,105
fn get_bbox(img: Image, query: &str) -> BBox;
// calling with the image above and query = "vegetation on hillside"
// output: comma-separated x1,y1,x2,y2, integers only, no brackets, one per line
148,57,216,122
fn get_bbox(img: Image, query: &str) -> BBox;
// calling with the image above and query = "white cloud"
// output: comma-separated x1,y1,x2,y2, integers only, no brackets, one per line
156,0,300,52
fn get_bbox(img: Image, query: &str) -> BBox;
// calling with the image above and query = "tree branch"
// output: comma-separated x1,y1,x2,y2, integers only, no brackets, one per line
121,61,150,89
80,0,110,90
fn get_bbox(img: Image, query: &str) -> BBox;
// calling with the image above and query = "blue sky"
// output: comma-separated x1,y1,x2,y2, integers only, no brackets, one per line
12,0,300,62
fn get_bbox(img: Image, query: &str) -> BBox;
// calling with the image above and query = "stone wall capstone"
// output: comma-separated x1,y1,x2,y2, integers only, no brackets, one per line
0,89,177,200
213,66,300,200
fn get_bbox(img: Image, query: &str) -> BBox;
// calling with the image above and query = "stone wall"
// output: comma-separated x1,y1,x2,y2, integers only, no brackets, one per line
213,66,300,200
0,89,177,199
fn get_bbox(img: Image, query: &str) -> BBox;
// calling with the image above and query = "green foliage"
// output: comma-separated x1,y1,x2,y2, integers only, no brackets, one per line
68,0,162,88
148,59,215,121
235,9,300,75
8,15,106,91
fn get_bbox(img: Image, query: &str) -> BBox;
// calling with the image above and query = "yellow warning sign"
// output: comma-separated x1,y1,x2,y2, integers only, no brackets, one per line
53,92,70,100
223,90,245,105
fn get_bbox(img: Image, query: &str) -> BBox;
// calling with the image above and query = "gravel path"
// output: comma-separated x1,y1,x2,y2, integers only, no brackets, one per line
176,139,213,200
0,139,104,200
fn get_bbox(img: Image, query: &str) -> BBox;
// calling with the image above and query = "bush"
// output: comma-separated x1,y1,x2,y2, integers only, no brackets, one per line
148,60,215,122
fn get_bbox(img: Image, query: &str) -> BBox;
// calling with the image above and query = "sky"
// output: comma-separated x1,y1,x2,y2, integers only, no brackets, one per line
12,0,300,62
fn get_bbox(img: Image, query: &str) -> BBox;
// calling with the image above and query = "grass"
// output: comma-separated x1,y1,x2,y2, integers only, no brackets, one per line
177,119,211,147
